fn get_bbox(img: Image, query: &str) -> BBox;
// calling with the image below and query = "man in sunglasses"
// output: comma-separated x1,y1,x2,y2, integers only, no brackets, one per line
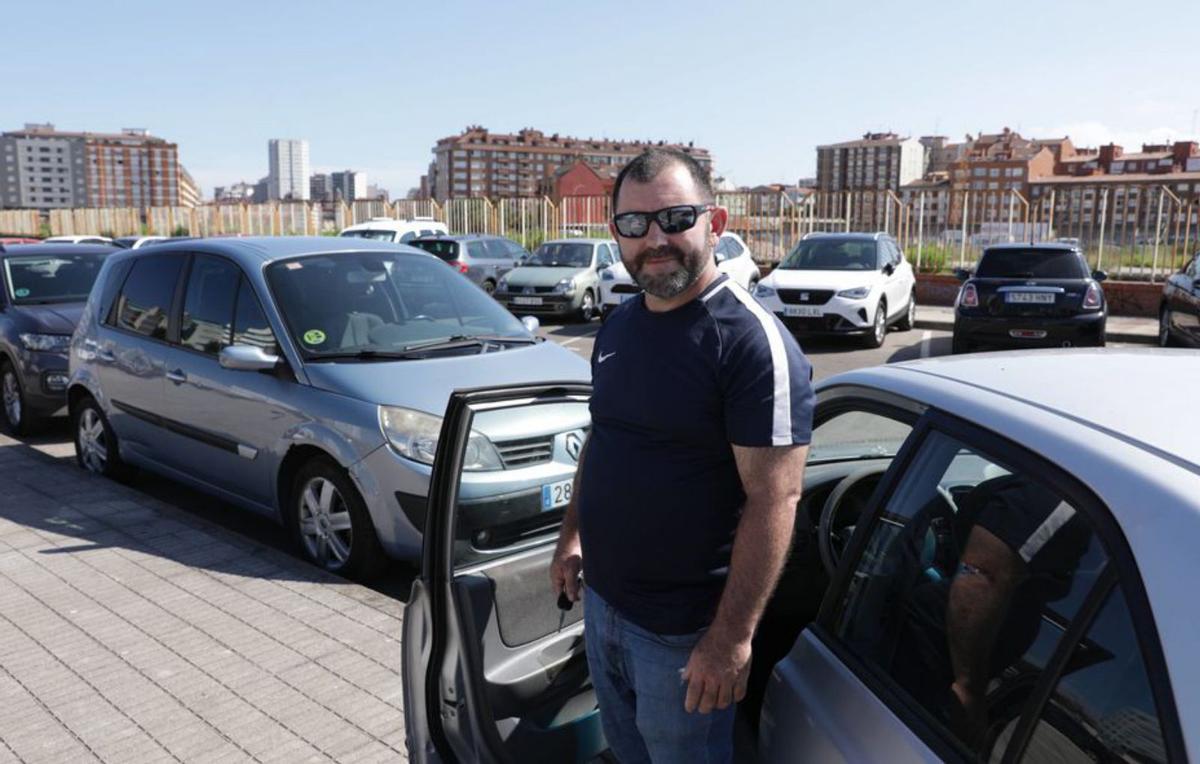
551,147,814,762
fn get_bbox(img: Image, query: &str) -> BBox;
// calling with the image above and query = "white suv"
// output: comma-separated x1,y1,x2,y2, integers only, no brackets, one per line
753,232,916,347
599,232,762,319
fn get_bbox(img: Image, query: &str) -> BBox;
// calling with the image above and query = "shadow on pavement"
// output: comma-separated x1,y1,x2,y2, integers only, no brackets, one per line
0,427,418,601
541,320,601,339
887,335,954,364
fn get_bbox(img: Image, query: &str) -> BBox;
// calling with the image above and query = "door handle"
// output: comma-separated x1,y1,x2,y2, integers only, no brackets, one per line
166,369,187,384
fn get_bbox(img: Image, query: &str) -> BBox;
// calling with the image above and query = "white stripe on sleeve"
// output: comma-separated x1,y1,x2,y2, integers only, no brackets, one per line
1017,502,1077,563
705,280,794,446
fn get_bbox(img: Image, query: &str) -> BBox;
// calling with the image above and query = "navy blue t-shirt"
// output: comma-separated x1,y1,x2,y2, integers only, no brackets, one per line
579,275,815,635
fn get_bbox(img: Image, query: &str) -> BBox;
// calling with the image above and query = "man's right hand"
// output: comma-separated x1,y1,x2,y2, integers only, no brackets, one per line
550,544,583,602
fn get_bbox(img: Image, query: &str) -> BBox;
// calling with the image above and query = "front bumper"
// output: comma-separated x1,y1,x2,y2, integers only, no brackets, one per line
953,310,1106,349
496,291,579,315
354,441,580,561
758,293,879,335
16,349,71,415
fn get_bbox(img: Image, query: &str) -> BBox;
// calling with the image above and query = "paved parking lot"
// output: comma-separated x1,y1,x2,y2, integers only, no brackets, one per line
0,308,1155,762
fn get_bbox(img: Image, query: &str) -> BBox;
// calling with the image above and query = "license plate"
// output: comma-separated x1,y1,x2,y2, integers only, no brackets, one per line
1005,292,1055,304
784,305,823,318
513,296,543,306
542,478,573,511
1009,329,1048,339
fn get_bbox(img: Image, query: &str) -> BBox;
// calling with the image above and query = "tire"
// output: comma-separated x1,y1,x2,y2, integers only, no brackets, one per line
482,279,496,296
290,456,388,581
1159,306,1177,348
578,290,596,322
896,292,916,331
862,302,887,348
0,359,40,437
72,395,132,480
951,334,971,355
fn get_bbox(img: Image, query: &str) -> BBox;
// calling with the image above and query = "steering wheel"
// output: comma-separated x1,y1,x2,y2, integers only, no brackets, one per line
817,467,959,578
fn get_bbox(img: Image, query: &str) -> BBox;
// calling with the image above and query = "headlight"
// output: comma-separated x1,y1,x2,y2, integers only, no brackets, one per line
554,277,576,294
600,269,614,281
19,333,71,352
379,406,503,471
836,286,872,300
754,284,776,298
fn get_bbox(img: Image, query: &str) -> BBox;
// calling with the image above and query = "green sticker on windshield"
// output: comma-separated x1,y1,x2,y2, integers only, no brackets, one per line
14,288,29,298
303,329,326,345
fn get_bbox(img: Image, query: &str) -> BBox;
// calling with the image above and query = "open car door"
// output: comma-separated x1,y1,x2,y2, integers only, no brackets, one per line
402,382,605,763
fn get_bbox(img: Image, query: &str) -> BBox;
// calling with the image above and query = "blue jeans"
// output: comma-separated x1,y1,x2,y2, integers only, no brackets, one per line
583,586,734,764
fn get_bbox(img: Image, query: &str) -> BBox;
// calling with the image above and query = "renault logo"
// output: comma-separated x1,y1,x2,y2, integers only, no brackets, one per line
564,432,583,462
524,286,536,295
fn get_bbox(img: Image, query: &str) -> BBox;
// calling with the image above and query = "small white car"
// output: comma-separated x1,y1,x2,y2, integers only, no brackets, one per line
753,231,917,347
598,232,762,319
43,235,114,246
338,217,448,244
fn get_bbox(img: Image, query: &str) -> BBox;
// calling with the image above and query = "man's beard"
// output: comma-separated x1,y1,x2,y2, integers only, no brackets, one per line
628,243,708,299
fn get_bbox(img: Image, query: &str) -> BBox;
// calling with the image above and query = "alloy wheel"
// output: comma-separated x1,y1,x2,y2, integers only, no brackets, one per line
298,477,354,570
77,408,109,473
581,291,595,321
874,307,885,344
2,371,20,429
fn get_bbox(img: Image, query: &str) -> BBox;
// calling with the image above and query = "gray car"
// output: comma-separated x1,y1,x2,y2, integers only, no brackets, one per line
494,238,617,321
68,237,590,579
0,243,115,434
407,234,528,295
403,350,1198,762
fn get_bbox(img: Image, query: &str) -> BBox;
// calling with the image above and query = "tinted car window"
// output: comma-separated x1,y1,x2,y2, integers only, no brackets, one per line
465,241,487,260
113,254,184,340
779,239,878,271
597,245,614,268
833,429,1109,760
3,253,109,305
232,278,278,355
180,254,239,355
504,240,529,259
266,251,529,355
482,239,512,259
724,236,745,258
339,229,395,241
409,239,459,262
1020,588,1167,763
976,249,1086,279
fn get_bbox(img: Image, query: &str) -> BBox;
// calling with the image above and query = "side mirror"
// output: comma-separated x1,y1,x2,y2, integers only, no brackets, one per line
520,315,540,334
1092,270,1108,282
953,268,972,282
219,344,281,371
882,263,895,276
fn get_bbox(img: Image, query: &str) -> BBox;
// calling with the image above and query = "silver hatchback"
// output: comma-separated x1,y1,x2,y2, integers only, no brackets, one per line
68,237,590,579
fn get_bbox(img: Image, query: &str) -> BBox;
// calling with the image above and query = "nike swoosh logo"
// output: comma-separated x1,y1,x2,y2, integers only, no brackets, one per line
597,351,616,364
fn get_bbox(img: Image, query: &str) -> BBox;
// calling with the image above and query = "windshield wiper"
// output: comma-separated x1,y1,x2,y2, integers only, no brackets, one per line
305,350,422,363
399,334,536,353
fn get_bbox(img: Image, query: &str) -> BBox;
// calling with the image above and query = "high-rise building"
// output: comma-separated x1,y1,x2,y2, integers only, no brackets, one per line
1,123,191,209
309,173,333,202
420,126,713,200
268,139,310,200
331,170,367,202
815,132,926,192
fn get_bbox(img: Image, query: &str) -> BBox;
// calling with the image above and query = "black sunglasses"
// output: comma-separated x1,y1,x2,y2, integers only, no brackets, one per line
612,204,715,238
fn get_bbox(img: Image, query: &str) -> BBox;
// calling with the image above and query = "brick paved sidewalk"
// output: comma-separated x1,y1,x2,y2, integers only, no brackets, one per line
0,434,407,763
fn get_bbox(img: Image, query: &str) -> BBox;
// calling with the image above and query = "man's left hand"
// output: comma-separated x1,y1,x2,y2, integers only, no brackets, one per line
681,631,752,714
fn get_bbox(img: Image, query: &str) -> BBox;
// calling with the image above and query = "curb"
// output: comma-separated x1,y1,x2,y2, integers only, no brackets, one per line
914,317,1156,345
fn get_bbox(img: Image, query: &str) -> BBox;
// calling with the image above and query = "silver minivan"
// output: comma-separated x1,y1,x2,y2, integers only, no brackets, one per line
68,237,590,579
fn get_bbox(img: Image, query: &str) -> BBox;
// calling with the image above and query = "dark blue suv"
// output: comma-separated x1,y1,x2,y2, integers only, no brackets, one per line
0,243,116,434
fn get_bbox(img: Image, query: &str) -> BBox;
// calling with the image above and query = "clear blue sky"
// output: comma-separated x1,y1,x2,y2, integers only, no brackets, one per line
5,0,1197,198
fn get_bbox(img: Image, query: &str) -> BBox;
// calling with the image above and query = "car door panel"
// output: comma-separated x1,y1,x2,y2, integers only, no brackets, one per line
404,383,604,764
760,631,942,763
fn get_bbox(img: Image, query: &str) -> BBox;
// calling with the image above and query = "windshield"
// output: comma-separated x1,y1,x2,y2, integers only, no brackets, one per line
266,251,530,357
3,253,110,305
526,242,593,268
778,238,879,271
976,249,1086,279
339,229,396,241
808,410,913,463
408,239,460,262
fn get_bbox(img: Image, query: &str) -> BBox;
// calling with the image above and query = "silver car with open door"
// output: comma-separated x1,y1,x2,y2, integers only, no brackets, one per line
404,351,1195,763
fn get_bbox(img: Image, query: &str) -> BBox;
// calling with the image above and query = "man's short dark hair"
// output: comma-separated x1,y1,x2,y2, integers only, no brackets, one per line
611,148,715,210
